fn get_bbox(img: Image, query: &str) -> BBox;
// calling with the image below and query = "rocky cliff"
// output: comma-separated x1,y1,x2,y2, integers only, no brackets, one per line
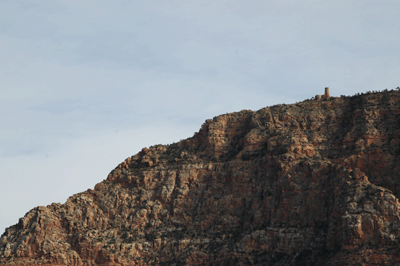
2,90,400,265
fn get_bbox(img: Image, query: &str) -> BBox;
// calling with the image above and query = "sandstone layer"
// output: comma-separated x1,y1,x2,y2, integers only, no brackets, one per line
2,90,400,265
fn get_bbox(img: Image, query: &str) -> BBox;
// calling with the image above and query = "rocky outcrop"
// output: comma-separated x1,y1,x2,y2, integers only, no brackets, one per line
2,89,400,265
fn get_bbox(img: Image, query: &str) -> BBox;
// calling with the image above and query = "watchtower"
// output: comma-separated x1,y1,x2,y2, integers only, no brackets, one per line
325,87,330,98
314,87,331,101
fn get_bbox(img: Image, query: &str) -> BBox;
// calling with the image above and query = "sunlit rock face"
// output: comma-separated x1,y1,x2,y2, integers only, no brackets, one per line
2,90,400,266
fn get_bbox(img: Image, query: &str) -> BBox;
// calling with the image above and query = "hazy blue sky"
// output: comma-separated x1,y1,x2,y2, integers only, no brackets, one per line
1,0,400,232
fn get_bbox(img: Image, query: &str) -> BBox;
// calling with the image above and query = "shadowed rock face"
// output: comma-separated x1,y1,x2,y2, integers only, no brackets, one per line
2,90,400,265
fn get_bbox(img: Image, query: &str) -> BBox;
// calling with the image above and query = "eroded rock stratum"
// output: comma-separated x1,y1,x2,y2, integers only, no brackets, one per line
2,90,400,265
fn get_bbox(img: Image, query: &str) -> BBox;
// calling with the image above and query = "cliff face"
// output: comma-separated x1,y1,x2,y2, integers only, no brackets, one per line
2,90,400,265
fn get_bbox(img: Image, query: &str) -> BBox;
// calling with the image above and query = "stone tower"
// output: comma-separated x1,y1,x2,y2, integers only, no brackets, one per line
325,87,330,98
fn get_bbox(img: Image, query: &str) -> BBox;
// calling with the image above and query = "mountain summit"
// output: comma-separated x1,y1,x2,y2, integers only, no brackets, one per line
2,89,400,265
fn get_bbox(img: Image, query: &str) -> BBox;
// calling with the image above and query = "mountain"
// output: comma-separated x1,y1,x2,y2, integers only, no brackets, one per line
2,89,400,265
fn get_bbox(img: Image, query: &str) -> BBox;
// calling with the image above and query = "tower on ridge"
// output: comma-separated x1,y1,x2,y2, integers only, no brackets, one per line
325,87,330,98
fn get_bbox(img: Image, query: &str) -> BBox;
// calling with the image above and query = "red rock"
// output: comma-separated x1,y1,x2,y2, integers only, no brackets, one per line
3,90,400,265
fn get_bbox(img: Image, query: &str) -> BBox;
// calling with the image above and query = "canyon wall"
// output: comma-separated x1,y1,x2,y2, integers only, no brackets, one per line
2,90,400,265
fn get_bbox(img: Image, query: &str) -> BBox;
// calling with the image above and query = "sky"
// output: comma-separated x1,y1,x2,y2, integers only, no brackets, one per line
1,0,400,233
